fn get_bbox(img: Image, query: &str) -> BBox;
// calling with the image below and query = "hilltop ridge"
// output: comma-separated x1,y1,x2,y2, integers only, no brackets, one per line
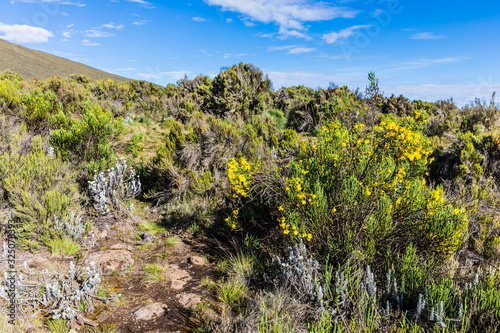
0,38,129,81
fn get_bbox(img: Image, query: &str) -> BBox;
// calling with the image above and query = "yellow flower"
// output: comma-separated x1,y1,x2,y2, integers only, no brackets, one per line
293,230,299,236
278,205,284,211
283,229,290,235
331,207,337,213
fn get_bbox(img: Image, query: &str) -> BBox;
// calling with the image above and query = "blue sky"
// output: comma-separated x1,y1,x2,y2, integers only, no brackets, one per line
1,0,500,106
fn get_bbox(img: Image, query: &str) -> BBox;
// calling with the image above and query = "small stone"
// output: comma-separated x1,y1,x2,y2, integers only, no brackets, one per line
177,293,202,309
166,264,191,290
133,302,167,321
142,231,155,243
188,256,206,266
85,250,134,272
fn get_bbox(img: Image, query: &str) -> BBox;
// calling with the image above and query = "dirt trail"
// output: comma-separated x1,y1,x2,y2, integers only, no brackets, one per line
89,214,215,333
0,212,216,333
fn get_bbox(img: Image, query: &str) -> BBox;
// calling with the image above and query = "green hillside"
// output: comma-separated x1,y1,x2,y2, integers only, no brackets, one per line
0,38,129,81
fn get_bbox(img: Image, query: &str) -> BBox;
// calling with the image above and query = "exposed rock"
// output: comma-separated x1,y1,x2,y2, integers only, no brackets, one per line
187,256,206,266
133,302,167,321
166,264,191,290
142,231,156,243
85,250,134,272
177,293,202,309
90,225,108,240
109,242,135,251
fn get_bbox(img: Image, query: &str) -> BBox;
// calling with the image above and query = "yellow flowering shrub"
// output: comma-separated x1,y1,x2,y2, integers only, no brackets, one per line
227,157,256,198
276,114,467,261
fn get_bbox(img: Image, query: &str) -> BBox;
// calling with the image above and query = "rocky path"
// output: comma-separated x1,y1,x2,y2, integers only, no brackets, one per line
1,211,216,333
87,215,215,333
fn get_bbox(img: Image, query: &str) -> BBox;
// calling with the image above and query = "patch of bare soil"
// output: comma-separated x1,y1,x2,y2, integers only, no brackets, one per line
90,215,215,333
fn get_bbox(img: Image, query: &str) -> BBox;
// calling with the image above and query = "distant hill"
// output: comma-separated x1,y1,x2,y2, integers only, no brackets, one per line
0,39,129,82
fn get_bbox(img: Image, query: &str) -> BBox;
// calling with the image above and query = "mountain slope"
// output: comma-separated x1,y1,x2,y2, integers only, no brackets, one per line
0,39,129,81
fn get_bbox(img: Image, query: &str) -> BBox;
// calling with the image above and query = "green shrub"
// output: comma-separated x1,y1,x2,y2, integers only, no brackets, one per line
0,135,83,248
50,101,123,170
260,114,468,267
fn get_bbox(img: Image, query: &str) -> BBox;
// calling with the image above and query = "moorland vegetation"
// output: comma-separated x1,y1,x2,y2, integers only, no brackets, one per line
0,63,499,332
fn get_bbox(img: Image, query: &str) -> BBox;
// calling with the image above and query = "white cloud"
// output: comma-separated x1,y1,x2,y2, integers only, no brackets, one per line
322,25,372,44
132,20,150,25
137,73,161,79
393,57,467,70
287,46,315,54
267,70,364,89
223,53,254,59
277,27,311,40
11,0,85,6
226,18,233,23
81,39,100,46
51,50,80,57
192,17,207,22
66,24,74,28
268,45,297,51
161,71,191,80
62,31,72,38
411,32,446,40
126,0,151,5
84,29,115,37
125,0,154,7
205,0,358,38
0,22,53,43
384,81,500,107
58,1,85,5
99,22,125,30
243,21,256,27
268,44,314,53
115,67,137,71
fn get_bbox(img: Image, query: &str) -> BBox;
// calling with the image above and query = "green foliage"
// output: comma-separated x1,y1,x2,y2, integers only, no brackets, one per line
45,318,69,333
0,135,83,248
43,236,81,255
125,132,145,157
273,115,467,264
50,101,122,170
210,63,273,119
20,89,62,132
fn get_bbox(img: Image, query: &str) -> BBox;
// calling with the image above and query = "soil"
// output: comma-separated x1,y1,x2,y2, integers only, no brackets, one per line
1,210,217,333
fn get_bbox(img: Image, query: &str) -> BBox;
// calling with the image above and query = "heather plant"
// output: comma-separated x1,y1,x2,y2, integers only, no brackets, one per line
210,63,273,119
0,135,83,248
39,76,93,114
20,89,62,132
50,101,123,170
0,78,22,109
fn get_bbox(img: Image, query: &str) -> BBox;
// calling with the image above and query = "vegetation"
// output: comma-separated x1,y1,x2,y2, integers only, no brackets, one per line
0,64,498,332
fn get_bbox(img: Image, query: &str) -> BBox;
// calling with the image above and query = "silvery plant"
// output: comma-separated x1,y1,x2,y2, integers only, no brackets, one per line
0,259,115,321
88,157,141,215
272,239,325,309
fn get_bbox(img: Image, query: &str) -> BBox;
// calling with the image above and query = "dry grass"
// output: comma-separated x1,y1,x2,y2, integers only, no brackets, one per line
0,38,129,81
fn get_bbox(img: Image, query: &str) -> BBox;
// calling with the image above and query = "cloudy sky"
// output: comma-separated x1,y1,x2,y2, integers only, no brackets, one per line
1,0,500,106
